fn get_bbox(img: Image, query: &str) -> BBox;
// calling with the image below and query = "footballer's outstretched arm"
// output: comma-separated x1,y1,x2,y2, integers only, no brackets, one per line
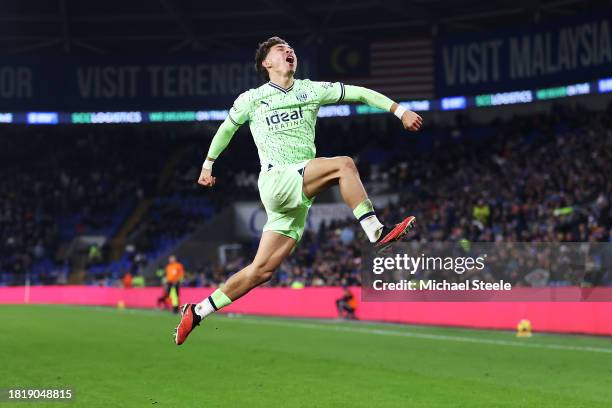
343,85,423,131
199,91,250,187
197,117,241,187
206,117,241,161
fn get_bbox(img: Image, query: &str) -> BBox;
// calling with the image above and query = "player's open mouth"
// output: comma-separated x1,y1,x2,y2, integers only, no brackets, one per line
286,56,295,64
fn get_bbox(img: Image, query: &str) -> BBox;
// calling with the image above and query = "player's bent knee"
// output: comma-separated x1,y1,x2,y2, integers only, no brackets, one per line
253,269,274,284
248,263,275,284
338,156,357,175
259,270,274,283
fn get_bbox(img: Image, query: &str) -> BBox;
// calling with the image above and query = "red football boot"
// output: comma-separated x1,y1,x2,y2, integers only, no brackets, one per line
174,304,201,345
375,216,416,251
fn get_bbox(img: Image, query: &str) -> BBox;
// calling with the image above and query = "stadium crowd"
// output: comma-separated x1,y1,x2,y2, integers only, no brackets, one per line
0,127,196,284
1,103,611,286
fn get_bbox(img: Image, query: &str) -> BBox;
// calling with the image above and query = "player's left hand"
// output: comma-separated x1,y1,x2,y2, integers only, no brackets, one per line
401,111,423,131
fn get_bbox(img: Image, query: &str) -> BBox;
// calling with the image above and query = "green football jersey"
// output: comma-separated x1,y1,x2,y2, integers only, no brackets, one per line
227,79,346,167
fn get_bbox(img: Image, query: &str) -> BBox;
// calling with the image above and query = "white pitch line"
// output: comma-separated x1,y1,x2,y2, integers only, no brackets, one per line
61,306,612,354
226,316,612,354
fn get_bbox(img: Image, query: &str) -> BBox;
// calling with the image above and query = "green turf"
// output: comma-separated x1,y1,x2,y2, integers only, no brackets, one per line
1,305,612,407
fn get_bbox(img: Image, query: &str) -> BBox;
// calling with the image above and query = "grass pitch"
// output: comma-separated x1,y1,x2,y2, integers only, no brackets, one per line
1,305,612,407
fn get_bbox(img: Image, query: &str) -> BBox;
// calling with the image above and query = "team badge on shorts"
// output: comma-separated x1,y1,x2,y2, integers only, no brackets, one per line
296,92,308,102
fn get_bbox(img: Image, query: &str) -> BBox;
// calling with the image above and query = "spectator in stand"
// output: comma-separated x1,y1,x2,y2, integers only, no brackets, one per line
472,199,490,227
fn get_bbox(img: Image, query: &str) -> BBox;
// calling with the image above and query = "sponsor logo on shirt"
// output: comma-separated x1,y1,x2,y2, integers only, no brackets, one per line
296,91,308,102
265,107,304,128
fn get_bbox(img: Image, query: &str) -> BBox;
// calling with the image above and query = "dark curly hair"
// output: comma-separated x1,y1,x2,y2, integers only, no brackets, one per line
254,36,289,80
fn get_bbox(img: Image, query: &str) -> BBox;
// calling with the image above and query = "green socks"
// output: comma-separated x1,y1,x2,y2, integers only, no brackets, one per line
353,199,375,220
353,199,384,243
210,289,232,310
195,289,232,319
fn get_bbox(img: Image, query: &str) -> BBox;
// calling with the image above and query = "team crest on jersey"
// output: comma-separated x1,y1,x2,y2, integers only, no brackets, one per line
296,91,308,102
